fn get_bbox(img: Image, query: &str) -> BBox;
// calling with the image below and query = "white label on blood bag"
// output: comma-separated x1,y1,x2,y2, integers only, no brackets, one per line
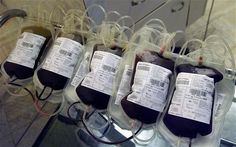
127,62,172,112
115,65,133,105
71,53,90,87
42,37,83,78
168,72,215,124
7,32,46,68
81,51,121,96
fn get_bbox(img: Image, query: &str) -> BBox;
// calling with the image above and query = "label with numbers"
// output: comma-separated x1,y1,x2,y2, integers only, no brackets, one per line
42,37,83,78
168,72,215,124
127,62,172,112
115,65,133,105
81,51,121,95
7,32,46,68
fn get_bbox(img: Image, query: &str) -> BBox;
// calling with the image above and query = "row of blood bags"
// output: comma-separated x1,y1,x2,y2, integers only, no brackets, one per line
0,13,229,144
65,23,228,144
76,25,227,144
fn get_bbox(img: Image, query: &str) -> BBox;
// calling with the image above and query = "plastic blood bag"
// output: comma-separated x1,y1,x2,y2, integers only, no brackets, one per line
76,45,123,110
120,50,175,124
163,63,223,138
36,33,84,91
2,26,51,79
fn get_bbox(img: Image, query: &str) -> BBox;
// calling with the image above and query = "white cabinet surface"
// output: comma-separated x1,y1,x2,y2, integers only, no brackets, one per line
84,0,207,33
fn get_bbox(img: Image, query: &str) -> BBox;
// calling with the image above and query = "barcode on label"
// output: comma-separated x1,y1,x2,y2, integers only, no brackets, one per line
22,42,34,48
102,65,116,73
93,54,103,60
59,50,72,57
137,65,150,71
150,79,165,87
177,80,189,85
190,89,207,97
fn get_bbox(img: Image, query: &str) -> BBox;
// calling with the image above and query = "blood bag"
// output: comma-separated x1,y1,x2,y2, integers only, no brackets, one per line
163,64,223,138
158,36,235,146
33,31,85,101
1,22,52,80
119,20,176,125
33,9,90,103
108,19,177,134
71,6,133,110
76,44,123,110
112,20,179,145
36,33,84,90
121,50,174,124
63,5,107,107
